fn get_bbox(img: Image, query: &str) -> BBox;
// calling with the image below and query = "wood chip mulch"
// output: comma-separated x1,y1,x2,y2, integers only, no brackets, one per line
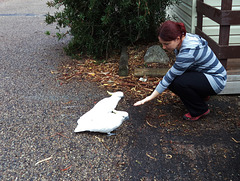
56,44,176,102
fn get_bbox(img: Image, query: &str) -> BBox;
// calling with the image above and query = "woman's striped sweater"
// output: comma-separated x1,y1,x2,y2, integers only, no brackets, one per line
155,33,227,94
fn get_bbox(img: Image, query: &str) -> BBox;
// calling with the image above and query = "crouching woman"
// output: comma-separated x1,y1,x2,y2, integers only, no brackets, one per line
134,21,227,121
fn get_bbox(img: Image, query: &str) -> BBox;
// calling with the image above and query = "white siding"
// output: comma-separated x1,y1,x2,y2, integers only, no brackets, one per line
166,1,196,33
166,0,240,45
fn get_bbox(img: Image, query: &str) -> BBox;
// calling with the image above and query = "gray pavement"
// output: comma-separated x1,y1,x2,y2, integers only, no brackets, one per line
0,0,131,180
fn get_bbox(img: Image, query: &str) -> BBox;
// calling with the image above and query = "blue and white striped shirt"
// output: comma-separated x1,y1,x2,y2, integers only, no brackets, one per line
156,33,227,94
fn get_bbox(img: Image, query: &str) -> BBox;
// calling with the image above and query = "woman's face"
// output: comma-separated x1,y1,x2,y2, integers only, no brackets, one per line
158,36,181,52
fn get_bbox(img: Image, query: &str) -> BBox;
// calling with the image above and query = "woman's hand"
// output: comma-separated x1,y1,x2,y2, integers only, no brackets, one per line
133,90,160,106
133,99,146,106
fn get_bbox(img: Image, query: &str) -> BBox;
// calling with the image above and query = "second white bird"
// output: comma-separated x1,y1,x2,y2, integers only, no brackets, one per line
74,91,128,135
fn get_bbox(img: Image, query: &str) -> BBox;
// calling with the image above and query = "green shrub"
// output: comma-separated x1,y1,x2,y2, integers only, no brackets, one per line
46,0,178,59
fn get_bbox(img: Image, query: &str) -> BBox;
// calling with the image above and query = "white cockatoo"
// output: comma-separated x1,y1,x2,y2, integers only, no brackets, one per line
74,110,129,135
77,91,124,125
74,91,128,135
90,91,124,113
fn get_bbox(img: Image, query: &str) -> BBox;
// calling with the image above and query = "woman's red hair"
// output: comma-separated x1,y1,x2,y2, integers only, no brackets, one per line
157,21,186,41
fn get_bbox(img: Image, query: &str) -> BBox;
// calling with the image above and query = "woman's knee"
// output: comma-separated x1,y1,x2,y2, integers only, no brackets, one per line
169,76,187,90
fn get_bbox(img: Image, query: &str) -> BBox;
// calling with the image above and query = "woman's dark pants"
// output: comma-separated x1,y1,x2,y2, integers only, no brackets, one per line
168,72,216,117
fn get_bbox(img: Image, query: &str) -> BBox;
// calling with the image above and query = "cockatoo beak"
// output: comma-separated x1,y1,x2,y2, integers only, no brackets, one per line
107,91,113,95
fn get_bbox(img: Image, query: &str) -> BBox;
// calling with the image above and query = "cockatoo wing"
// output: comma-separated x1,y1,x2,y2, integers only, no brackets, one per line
74,110,129,134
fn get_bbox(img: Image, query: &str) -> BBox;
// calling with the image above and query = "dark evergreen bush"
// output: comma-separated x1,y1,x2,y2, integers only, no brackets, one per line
45,0,178,58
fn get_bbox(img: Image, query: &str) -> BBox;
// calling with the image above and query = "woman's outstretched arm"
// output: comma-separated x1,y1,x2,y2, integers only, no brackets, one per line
133,90,160,106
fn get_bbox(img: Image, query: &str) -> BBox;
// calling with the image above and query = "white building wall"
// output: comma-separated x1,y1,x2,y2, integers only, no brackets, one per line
166,0,240,45
166,1,196,33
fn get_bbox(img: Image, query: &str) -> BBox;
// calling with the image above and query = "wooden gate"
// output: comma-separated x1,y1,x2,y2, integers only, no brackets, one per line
196,0,240,94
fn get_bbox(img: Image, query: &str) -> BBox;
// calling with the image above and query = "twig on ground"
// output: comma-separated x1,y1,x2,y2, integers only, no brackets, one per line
45,132,69,139
145,120,157,128
232,137,240,143
95,136,111,151
146,152,157,161
35,156,53,166
56,132,69,138
61,165,72,171
158,114,166,118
